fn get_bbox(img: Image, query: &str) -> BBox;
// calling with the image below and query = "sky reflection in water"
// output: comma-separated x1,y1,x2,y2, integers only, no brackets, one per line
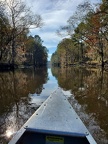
0,67,108,144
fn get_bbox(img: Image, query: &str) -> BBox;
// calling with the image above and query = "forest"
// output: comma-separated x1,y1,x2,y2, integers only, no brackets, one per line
0,0,48,69
51,0,108,68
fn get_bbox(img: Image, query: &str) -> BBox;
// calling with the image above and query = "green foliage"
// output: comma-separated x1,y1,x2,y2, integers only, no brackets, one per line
0,0,47,68
51,37,87,66
51,51,60,66
25,35,48,66
54,0,108,68
0,0,43,67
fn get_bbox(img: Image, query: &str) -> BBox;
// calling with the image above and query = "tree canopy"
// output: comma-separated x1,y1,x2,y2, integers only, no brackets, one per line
25,35,48,66
0,0,48,68
52,0,108,68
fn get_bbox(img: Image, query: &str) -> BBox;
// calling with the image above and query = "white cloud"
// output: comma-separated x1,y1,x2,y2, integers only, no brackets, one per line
27,0,100,60
29,1,75,51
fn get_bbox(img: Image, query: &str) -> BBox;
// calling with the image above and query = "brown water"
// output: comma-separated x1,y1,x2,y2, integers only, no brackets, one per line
52,67,108,144
0,67,108,144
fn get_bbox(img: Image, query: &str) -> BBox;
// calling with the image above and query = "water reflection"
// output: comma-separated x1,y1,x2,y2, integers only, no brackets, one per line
6,130,13,138
0,67,48,143
1,66,108,144
51,67,108,144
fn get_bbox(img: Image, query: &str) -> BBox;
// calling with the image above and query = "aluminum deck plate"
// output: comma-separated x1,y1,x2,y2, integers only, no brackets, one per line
9,88,96,144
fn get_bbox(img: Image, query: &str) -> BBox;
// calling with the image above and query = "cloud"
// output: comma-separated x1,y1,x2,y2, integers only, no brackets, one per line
27,0,100,60
29,1,75,47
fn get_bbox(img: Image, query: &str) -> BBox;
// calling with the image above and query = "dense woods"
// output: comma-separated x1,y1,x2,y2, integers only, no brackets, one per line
51,0,108,68
25,35,48,66
0,0,48,69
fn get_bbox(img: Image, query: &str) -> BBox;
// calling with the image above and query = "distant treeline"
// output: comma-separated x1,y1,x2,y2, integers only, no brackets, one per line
0,0,48,69
51,0,108,68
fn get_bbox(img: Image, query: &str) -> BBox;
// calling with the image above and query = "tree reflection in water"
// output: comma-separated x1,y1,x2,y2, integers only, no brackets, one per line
0,66,108,144
0,67,48,144
51,67,108,144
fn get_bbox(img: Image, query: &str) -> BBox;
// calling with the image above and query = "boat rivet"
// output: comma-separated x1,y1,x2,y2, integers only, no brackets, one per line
85,132,89,135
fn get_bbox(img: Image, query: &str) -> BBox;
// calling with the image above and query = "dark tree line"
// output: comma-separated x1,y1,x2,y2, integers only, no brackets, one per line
0,0,48,69
25,35,48,67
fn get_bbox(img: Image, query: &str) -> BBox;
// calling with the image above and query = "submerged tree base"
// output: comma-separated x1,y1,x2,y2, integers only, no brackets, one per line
0,63,48,71
0,63,17,71
51,61,108,70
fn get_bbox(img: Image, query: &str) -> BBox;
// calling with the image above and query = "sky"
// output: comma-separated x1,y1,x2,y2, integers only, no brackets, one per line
27,0,101,61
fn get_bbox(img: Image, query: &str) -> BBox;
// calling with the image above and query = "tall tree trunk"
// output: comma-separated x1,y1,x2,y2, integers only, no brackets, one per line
100,42,104,68
101,51,104,68
12,36,15,67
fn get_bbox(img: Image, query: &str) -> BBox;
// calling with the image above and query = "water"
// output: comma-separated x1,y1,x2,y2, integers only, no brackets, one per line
0,67,108,144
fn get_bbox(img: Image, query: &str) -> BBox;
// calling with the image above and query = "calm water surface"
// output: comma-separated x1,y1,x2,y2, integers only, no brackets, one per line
0,67,108,144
